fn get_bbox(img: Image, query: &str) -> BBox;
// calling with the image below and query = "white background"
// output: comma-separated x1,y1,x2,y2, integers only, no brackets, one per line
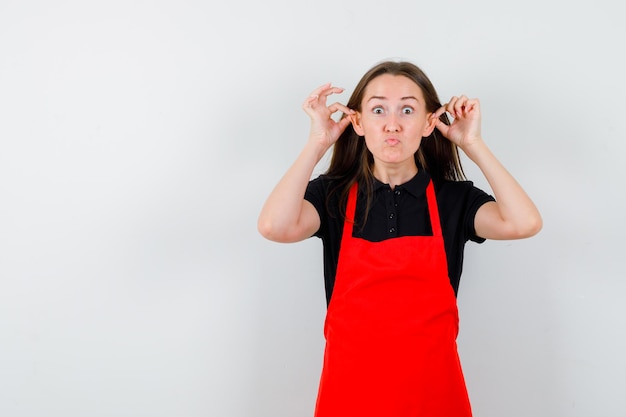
1,1,624,416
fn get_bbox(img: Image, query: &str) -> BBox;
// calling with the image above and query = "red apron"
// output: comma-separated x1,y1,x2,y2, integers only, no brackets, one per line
314,180,472,417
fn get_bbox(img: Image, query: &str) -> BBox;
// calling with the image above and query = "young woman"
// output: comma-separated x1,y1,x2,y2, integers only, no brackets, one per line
258,60,542,417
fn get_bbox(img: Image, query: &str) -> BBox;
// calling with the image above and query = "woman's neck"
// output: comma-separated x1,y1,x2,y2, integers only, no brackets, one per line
372,161,418,189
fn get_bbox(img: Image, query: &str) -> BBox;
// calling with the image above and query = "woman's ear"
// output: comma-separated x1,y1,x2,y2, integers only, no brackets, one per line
350,112,365,136
422,113,438,137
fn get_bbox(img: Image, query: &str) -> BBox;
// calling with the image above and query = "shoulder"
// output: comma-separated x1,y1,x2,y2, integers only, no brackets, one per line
305,174,340,201
433,178,494,220
433,177,492,204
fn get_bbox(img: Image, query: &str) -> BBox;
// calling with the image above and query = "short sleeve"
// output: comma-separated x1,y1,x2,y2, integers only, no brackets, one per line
304,176,327,238
463,185,495,243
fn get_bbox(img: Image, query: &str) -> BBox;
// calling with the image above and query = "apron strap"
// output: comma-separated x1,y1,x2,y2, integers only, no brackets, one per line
425,180,443,237
342,182,358,238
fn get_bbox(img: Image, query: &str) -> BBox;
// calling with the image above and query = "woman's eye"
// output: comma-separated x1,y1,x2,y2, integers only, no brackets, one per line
402,107,414,115
372,106,384,114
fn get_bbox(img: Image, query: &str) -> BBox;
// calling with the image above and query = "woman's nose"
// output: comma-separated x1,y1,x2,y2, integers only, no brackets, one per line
385,114,400,132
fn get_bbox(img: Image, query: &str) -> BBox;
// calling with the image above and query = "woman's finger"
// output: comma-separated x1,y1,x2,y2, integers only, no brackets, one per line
321,86,345,98
302,84,345,110
310,83,344,100
464,98,479,115
432,105,447,120
303,94,318,109
303,83,328,108
308,82,331,97
327,102,354,115
450,95,464,117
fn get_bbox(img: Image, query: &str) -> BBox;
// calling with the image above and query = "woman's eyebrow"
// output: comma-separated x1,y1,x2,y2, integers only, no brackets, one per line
366,96,420,102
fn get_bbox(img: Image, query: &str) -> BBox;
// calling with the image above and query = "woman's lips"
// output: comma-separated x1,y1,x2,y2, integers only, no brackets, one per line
385,138,400,146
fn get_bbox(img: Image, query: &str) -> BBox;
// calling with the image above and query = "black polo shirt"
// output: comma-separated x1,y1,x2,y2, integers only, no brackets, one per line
304,169,495,305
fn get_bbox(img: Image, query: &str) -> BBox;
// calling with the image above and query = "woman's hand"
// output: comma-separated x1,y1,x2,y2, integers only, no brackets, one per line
258,83,352,243
431,96,542,240
302,83,355,150
431,96,483,152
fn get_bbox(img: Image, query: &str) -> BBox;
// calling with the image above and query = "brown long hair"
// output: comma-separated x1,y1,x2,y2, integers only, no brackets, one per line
325,60,466,222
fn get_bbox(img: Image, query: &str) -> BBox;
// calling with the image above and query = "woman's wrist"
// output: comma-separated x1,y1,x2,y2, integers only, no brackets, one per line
460,138,490,164
305,135,333,160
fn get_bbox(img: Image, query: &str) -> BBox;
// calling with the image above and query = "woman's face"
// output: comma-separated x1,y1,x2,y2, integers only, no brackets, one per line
352,74,436,170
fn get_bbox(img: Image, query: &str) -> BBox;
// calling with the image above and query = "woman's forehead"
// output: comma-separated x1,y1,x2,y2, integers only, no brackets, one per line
363,74,424,102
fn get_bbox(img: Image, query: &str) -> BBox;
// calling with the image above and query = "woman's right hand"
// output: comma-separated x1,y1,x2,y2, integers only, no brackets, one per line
302,83,355,149
258,84,352,243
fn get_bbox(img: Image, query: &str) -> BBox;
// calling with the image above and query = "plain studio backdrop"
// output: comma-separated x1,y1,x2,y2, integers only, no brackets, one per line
1,1,624,416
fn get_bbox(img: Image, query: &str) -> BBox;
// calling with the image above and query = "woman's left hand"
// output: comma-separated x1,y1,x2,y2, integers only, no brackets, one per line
432,96,543,240
431,96,483,151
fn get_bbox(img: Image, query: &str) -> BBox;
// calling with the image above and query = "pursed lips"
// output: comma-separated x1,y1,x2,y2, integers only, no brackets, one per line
385,138,400,146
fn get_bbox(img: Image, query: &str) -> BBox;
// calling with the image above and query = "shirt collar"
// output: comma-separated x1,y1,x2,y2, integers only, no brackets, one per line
373,169,431,198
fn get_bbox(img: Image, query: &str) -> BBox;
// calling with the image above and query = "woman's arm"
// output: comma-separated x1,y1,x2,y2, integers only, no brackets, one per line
257,84,354,243
433,96,542,240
